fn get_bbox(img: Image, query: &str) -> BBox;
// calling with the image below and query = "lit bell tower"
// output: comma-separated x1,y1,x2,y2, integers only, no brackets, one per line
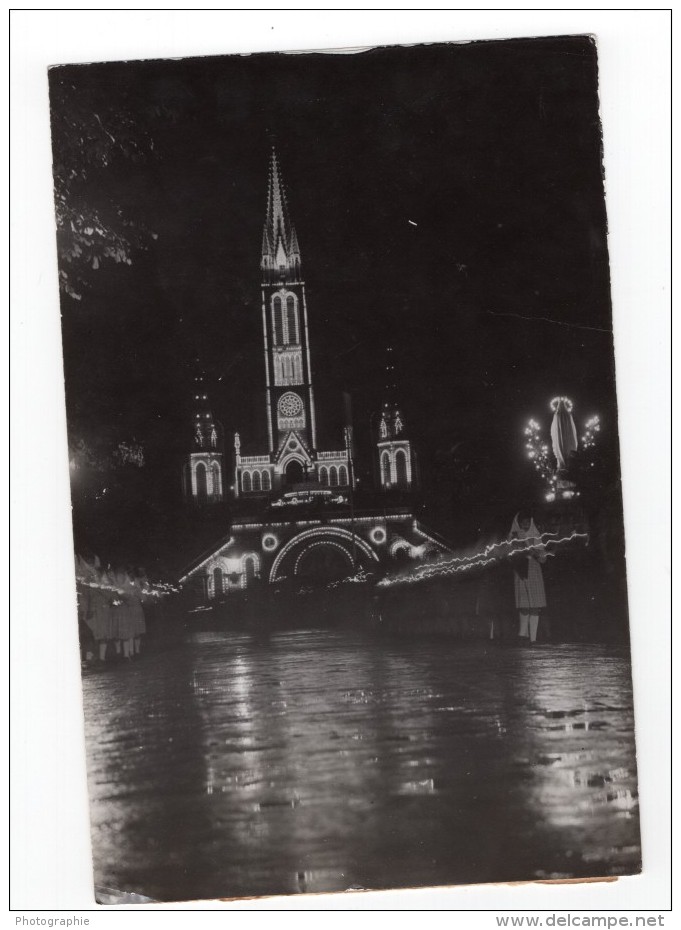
375,347,416,491
182,374,224,505
260,146,317,455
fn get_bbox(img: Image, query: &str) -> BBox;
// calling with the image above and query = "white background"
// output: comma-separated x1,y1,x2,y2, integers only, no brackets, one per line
9,9,671,923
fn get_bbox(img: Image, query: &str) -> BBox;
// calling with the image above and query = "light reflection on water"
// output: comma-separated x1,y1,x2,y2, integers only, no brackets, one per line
82,631,640,902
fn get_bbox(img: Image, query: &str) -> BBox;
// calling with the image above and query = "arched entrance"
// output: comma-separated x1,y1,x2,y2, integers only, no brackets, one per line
295,542,353,583
284,459,304,486
269,526,380,584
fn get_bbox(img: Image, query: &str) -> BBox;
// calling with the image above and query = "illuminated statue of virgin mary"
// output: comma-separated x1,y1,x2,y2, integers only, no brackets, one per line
550,396,578,473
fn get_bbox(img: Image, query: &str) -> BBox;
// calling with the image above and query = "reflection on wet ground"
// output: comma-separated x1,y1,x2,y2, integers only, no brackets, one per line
82,631,640,902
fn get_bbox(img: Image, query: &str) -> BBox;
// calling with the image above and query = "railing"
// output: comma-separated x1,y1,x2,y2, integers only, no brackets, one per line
240,455,271,465
317,450,348,460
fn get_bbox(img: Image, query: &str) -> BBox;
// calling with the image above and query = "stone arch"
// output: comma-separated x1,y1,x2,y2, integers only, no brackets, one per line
243,554,258,585
212,462,222,499
284,459,304,485
380,450,391,486
213,566,224,596
272,295,284,346
294,540,353,580
269,526,379,583
390,538,411,558
195,462,208,504
395,449,408,486
285,294,299,344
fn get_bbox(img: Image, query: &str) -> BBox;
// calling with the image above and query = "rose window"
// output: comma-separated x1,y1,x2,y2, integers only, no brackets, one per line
278,393,303,418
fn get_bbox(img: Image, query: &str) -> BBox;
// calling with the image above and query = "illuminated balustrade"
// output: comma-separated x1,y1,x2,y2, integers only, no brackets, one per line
317,450,348,460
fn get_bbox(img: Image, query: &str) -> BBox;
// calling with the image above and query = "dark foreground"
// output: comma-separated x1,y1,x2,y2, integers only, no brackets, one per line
82,630,640,903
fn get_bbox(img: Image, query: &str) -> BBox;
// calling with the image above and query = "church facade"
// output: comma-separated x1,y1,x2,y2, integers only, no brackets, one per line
179,148,449,602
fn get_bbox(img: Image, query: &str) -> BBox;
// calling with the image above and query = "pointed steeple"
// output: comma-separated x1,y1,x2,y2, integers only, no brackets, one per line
261,145,302,283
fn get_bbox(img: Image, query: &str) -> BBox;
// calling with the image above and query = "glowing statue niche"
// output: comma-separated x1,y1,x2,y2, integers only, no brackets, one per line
550,396,578,473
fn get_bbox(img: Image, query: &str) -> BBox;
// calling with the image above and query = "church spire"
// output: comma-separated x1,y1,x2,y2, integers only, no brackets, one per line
261,145,301,284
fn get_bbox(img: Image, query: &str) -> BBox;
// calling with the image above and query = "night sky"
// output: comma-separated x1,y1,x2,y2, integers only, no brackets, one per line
49,35,621,551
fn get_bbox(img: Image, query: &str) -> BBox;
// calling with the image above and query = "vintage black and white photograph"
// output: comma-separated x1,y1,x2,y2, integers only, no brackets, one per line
48,35,641,903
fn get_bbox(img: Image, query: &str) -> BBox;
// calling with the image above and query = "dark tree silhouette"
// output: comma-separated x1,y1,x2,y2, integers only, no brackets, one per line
49,71,158,300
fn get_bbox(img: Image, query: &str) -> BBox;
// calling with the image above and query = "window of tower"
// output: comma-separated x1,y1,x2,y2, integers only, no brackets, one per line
195,462,208,504
381,451,391,486
338,464,349,487
286,295,299,344
252,470,262,492
212,462,222,499
329,465,339,487
262,471,272,491
319,466,328,486
272,296,284,346
242,471,252,493
395,449,409,486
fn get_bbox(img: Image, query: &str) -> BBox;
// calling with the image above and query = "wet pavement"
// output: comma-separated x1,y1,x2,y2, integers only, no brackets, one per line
82,630,640,903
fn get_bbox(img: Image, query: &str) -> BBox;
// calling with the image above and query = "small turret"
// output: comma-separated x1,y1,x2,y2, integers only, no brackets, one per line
182,374,224,505
375,348,415,491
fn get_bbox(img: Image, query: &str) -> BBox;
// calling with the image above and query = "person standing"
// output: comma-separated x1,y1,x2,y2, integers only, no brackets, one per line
112,566,136,659
509,511,547,644
82,555,113,662
128,568,148,657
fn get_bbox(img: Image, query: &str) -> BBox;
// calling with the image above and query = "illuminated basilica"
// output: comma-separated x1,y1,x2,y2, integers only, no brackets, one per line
180,148,449,601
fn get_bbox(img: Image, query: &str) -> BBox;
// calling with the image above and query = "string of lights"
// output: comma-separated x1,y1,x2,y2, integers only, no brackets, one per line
76,579,179,597
524,419,556,487
377,531,588,588
581,415,601,450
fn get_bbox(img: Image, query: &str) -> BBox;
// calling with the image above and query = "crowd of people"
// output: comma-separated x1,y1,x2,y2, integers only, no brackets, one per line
75,556,159,663
508,510,549,644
